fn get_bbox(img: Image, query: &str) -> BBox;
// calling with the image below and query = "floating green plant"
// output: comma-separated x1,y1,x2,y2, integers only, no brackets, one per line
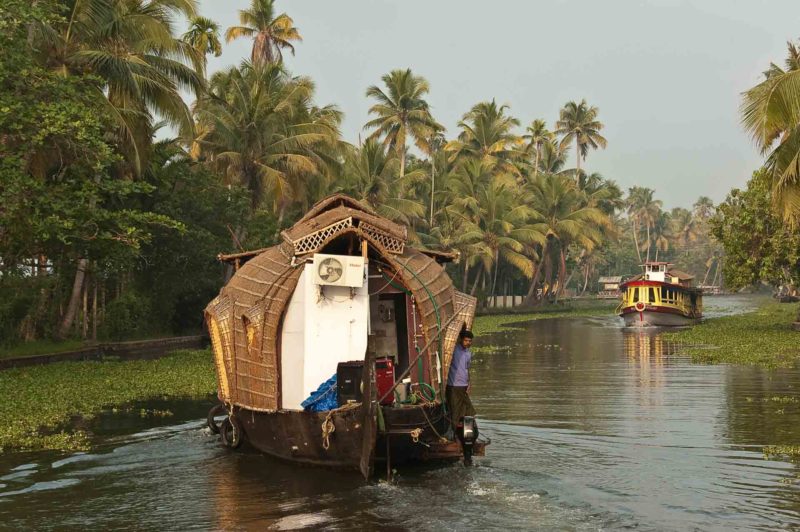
664,302,800,369
0,350,215,453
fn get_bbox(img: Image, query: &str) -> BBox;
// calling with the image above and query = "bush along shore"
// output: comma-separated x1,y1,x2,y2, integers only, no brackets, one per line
664,301,800,369
0,350,216,453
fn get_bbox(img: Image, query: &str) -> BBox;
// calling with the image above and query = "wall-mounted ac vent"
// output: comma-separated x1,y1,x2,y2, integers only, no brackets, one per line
312,254,365,288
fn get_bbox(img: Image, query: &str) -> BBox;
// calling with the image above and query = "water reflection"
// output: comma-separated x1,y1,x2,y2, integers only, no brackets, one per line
3,297,800,529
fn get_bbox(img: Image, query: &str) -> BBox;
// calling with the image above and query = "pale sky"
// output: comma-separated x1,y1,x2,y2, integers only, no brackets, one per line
196,0,799,208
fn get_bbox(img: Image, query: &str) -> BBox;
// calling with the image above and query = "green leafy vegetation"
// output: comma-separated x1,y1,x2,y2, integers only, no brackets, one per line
0,350,215,452
0,0,728,359
664,302,800,368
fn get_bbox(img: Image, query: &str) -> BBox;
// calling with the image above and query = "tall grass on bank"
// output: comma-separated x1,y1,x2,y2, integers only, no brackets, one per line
0,350,216,452
664,302,800,368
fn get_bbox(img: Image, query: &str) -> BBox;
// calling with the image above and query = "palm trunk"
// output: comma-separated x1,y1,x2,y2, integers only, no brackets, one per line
469,264,483,296
490,249,500,303
429,159,435,226
556,248,567,300
92,278,98,342
400,146,406,178
702,260,713,285
632,218,643,264
534,147,540,178
645,223,651,263
524,246,548,305
57,258,88,339
575,139,581,181
581,263,591,295
462,260,469,292
543,253,554,299
82,278,88,340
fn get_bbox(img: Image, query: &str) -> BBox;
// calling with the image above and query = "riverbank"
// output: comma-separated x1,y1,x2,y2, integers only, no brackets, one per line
0,350,215,453
665,301,800,368
473,299,616,336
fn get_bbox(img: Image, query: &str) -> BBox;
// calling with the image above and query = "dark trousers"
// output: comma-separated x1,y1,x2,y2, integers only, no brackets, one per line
445,385,476,428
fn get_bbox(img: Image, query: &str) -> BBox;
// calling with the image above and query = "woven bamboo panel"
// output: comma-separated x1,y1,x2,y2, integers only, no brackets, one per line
283,205,407,245
213,245,304,411
360,222,404,254
441,291,477,384
289,217,353,255
205,295,234,403
297,193,379,223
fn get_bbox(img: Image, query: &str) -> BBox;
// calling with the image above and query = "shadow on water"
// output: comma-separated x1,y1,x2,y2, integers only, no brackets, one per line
2,295,800,530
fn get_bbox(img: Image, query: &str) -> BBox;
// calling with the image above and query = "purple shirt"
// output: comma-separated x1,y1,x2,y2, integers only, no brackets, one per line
447,344,472,387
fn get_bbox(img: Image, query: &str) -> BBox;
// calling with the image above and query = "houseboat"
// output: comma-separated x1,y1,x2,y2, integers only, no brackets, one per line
204,194,488,478
618,262,703,327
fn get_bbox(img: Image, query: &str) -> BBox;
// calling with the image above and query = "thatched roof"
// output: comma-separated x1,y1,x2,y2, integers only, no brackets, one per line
205,194,475,412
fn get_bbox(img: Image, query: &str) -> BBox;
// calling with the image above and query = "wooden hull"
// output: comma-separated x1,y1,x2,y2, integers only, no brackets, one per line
620,307,700,327
231,403,486,475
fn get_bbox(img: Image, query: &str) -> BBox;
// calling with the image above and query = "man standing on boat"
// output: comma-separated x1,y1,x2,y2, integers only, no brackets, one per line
446,330,476,432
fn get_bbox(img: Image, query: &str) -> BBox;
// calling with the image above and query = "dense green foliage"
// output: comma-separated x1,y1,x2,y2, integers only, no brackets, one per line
0,350,216,452
0,0,722,353
665,301,800,368
712,170,800,290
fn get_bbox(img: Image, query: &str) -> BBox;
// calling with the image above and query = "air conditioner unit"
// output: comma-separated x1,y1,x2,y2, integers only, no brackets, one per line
312,254,365,288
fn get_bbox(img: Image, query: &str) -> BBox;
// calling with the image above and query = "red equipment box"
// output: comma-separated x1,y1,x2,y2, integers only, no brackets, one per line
375,357,395,405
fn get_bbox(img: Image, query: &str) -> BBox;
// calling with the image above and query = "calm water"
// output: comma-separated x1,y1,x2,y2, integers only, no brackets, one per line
3,296,800,531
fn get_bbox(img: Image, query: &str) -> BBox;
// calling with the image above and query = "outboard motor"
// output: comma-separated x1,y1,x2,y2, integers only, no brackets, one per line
456,416,479,464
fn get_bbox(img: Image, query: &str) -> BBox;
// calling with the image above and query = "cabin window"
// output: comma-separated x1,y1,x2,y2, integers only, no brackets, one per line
631,288,639,303
648,287,657,304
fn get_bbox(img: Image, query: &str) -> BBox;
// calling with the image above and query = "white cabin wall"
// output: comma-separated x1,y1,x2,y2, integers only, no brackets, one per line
280,268,307,410
302,264,369,401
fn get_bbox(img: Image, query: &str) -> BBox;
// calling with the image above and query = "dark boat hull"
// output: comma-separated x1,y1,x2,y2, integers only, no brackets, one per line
230,403,486,473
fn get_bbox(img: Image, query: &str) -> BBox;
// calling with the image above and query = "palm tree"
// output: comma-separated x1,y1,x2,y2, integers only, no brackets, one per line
225,0,302,65
692,196,715,222
651,211,672,262
670,207,698,248
337,139,426,225
31,0,204,338
195,63,341,220
555,99,607,176
364,69,441,177
741,40,800,224
536,137,569,175
447,161,543,298
34,0,204,173
626,186,662,264
183,16,222,77
445,100,525,178
524,174,608,302
523,119,553,178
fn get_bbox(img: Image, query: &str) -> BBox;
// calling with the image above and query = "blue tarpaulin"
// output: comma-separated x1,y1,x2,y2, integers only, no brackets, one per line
301,374,338,412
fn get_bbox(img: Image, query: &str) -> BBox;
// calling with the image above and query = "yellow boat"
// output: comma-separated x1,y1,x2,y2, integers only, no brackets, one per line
618,262,703,327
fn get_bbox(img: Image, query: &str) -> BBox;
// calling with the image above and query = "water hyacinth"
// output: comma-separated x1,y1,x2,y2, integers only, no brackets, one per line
0,350,216,453
665,302,800,369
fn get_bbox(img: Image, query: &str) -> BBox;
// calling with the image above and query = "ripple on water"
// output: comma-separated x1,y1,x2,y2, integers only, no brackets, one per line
0,296,799,530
